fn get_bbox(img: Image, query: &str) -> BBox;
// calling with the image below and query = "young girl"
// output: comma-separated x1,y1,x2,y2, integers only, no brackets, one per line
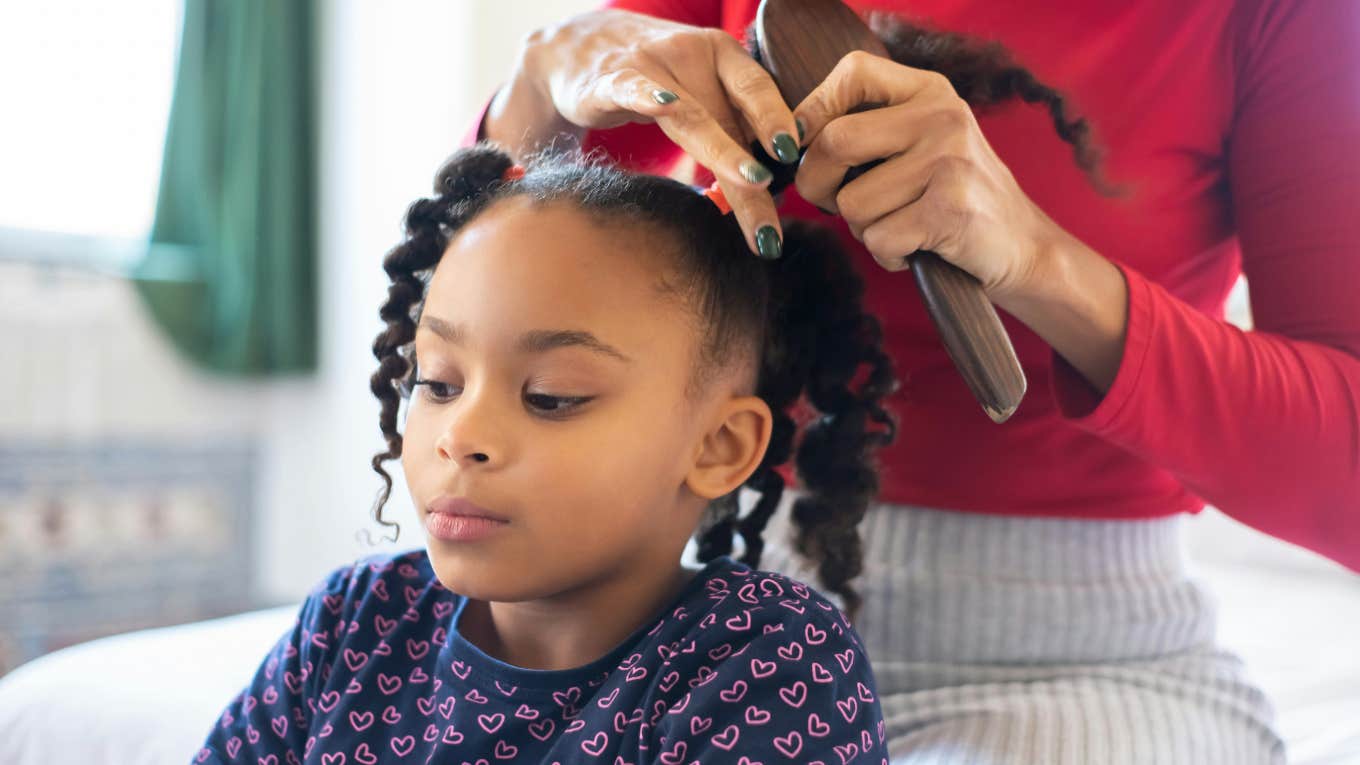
193,140,898,763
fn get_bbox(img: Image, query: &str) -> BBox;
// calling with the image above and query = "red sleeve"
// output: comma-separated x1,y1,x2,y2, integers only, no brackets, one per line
458,96,491,149
1050,0,1360,571
599,0,722,25
457,0,725,174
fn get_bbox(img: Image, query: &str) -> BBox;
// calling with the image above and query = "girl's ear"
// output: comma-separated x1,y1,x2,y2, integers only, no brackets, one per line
684,396,774,499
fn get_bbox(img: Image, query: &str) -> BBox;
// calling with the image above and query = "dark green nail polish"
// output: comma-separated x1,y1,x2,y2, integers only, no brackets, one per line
756,226,782,260
772,132,799,164
741,160,773,185
651,89,678,105
795,118,806,143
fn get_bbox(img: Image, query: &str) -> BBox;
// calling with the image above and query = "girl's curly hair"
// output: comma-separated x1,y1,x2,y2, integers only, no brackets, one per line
368,12,1105,620
367,140,896,620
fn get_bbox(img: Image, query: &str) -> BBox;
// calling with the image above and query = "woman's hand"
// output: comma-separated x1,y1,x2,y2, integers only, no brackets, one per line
791,51,1064,302
793,51,1131,391
490,9,799,259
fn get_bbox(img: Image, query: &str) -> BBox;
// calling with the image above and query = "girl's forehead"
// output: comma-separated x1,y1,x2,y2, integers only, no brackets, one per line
422,200,696,357
435,201,685,304
443,199,666,278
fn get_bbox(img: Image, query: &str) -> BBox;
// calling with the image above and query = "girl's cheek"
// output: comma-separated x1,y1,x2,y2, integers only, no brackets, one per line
401,417,439,469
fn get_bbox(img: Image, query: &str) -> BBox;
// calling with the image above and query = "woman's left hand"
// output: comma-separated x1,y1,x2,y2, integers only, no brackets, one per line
791,51,1061,302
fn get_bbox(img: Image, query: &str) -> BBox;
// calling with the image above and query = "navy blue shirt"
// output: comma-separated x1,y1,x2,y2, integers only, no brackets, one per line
194,550,887,764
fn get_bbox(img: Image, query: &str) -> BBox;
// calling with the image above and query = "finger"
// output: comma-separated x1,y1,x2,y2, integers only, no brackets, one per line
584,68,774,194
719,177,784,259
832,149,933,240
858,188,961,272
791,50,951,146
859,205,928,272
710,31,802,164
581,66,686,127
575,59,781,257
794,102,929,213
797,102,962,213
657,55,761,151
645,82,778,194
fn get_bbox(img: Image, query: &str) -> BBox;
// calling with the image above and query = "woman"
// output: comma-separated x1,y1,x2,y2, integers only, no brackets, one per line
454,0,1359,761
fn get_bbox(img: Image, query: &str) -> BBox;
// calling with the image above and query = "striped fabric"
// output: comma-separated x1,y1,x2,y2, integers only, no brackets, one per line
756,495,1287,764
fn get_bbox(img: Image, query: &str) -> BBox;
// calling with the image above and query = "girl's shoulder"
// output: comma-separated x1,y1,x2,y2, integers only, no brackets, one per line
669,558,875,684
646,559,887,761
689,558,861,649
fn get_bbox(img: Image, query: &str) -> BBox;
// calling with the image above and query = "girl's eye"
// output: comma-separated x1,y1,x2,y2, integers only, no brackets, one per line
524,393,593,416
412,379,591,416
412,379,460,402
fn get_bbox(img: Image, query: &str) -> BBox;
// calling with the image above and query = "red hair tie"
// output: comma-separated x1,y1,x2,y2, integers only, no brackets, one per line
702,180,732,215
501,164,526,182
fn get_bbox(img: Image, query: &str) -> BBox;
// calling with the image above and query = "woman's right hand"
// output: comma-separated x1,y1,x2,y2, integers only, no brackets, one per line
488,9,801,259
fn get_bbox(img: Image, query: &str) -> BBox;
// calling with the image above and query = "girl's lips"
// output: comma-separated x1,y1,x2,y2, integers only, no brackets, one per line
426,496,506,521
424,512,506,543
424,495,508,542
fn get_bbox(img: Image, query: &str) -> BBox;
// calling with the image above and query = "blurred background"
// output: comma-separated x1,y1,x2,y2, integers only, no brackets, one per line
0,0,600,670
0,2,1356,763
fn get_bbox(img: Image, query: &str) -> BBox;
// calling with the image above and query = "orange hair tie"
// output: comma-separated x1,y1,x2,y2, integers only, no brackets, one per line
702,180,732,215
501,164,526,182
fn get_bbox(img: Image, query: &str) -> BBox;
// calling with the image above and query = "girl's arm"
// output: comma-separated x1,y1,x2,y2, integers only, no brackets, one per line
191,567,350,764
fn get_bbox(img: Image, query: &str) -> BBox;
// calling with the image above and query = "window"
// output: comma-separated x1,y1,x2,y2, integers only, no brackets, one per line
0,1,180,267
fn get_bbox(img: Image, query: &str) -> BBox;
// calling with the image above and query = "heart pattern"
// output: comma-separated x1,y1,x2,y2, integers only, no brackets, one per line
194,550,886,763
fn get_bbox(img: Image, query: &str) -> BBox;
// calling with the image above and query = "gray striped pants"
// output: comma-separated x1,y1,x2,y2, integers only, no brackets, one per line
757,496,1288,764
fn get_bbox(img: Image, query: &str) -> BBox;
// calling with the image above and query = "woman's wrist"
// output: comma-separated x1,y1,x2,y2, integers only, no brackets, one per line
995,225,1131,394
482,32,584,160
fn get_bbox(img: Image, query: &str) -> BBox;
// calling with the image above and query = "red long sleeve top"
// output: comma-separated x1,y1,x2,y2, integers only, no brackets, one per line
461,0,1360,571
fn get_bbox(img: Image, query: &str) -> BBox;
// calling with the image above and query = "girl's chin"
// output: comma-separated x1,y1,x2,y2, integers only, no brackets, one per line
426,550,541,602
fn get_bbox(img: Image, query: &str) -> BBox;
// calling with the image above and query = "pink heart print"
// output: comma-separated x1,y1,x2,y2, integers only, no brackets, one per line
196,551,886,763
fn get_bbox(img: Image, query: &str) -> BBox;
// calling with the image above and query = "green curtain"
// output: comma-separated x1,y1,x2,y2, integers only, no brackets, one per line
133,0,317,375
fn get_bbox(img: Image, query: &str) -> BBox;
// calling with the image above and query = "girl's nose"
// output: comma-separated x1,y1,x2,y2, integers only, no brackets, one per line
438,442,491,465
433,399,502,467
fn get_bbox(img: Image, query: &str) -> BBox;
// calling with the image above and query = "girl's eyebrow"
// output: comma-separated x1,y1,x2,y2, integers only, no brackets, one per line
417,315,633,364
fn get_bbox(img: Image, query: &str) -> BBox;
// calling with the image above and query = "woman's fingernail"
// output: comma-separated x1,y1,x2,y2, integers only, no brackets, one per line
795,118,806,144
756,225,782,259
740,160,773,185
651,89,678,105
772,132,799,164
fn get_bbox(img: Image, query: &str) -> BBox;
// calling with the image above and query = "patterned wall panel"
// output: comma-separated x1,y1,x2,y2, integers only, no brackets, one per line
0,441,256,676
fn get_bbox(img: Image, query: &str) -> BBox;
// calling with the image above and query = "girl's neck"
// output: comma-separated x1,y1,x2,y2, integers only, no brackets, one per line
457,554,700,672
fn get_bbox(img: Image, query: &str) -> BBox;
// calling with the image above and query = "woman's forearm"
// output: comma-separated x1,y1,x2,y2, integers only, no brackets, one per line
995,225,1130,395
1012,244,1360,571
